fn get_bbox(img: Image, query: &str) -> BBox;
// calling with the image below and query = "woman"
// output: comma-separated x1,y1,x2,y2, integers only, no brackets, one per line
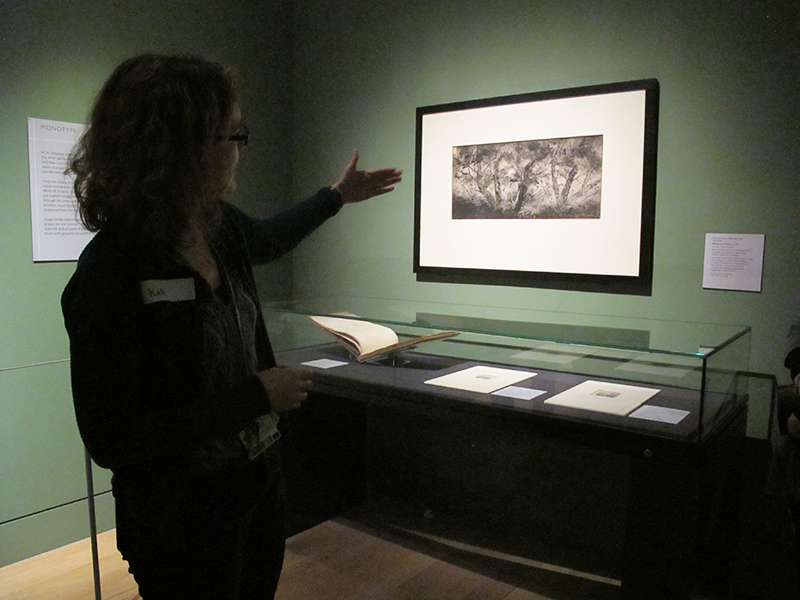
61,54,401,600
769,321,800,598
779,321,800,442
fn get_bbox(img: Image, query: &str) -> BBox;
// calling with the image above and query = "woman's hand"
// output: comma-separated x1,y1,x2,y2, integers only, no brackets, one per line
333,150,403,204
257,367,313,412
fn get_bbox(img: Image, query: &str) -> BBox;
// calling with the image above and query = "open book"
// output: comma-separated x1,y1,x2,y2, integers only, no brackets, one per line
308,314,459,362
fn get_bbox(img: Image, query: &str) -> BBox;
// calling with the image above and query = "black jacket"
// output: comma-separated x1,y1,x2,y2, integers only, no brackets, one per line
62,189,341,471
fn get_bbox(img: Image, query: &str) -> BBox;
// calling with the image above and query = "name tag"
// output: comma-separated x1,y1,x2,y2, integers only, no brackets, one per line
140,278,196,304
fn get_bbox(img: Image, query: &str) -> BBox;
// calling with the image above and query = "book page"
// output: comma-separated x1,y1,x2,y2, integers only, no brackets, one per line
309,315,399,356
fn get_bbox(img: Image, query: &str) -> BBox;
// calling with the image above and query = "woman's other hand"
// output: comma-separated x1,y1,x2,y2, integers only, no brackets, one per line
257,367,313,412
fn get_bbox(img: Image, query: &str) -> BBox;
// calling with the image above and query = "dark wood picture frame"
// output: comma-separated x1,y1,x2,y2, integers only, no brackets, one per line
414,79,659,296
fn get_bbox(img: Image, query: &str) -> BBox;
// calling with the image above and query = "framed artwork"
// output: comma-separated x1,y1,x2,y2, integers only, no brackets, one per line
414,79,659,295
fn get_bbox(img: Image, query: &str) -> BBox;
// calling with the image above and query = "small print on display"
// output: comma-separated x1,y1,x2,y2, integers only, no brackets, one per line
425,365,536,394
544,380,659,416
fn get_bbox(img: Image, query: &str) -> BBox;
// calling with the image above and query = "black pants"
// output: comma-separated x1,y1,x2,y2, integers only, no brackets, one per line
113,449,286,600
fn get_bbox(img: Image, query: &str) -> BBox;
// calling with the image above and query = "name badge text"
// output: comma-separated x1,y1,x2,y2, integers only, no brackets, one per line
140,279,196,304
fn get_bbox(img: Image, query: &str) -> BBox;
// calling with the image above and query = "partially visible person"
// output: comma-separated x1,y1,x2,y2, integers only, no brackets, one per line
779,320,800,441
786,321,800,391
61,53,401,600
769,319,800,597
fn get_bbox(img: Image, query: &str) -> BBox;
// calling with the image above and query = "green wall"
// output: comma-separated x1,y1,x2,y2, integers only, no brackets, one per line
1,0,798,570
289,0,799,380
0,0,294,567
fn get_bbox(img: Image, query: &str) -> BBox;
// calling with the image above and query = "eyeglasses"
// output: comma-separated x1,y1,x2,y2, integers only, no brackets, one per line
228,124,249,148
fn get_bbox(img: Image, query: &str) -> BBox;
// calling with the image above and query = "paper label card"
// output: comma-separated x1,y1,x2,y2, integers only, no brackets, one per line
28,118,93,261
628,405,689,425
702,233,764,292
491,386,547,401
302,359,349,369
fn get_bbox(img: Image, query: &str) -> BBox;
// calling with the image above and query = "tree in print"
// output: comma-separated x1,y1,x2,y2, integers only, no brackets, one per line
452,135,603,219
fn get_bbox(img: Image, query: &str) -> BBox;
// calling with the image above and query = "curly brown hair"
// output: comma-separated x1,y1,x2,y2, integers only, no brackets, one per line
69,54,239,248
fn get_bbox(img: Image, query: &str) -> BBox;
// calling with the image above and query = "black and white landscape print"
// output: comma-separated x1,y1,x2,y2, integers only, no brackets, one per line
452,135,603,220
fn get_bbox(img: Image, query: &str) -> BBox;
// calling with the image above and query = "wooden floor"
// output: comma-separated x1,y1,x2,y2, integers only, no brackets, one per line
278,511,620,600
3,443,794,599
0,501,622,600
13,490,798,600
0,529,139,600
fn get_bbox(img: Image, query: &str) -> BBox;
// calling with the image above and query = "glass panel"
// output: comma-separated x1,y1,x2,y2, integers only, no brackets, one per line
264,296,749,359
700,329,751,437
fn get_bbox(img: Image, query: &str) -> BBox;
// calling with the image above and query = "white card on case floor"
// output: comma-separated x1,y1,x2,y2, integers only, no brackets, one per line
492,386,547,401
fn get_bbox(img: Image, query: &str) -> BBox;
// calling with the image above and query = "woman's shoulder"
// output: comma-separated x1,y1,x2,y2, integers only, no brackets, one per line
62,230,153,312
72,230,141,282
215,200,255,248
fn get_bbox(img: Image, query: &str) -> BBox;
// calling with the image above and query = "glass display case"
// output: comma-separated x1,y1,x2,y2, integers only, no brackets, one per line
266,296,754,599
263,296,751,445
